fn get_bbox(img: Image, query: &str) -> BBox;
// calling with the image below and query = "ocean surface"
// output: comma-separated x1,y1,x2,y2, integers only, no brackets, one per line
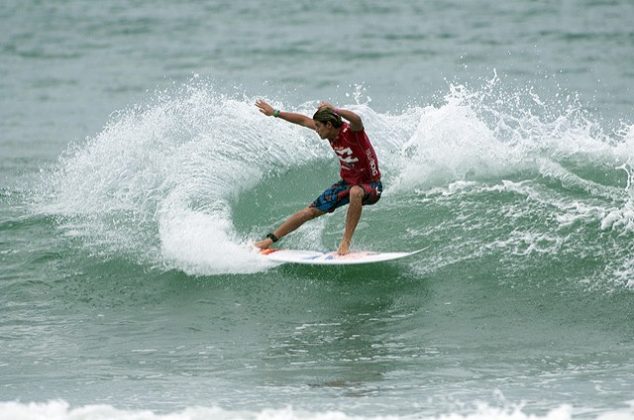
1,1,634,419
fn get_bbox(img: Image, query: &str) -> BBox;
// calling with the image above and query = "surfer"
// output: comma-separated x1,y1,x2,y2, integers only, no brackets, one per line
254,99,382,255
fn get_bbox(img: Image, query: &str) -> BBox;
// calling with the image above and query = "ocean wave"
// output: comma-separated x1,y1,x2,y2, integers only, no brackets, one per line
1,400,633,420
33,79,634,277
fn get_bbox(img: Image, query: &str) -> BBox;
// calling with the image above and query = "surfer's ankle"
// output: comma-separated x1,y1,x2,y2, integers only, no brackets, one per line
337,241,350,255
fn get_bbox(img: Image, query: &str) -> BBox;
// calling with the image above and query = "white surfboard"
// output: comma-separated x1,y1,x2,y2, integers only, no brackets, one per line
259,248,422,266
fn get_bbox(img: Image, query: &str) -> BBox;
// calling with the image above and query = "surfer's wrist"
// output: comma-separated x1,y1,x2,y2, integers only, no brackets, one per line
273,109,281,118
266,232,279,242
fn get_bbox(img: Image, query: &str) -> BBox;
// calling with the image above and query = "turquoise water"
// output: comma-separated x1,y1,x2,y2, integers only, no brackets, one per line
1,1,634,419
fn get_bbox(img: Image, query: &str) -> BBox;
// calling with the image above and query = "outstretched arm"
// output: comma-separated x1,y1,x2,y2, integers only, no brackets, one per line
319,101,364,132
256,99,316,130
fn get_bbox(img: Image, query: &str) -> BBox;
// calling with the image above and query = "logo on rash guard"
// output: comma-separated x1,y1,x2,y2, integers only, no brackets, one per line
366,149,378,177
335,147,359,166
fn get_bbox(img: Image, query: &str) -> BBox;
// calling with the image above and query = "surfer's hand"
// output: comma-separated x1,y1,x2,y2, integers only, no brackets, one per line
256,99,275,116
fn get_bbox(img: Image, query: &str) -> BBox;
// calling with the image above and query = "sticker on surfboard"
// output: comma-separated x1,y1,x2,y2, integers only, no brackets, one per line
259,248,422,266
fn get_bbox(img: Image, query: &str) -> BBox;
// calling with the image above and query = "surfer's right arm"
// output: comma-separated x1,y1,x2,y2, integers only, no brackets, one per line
256,99,316,130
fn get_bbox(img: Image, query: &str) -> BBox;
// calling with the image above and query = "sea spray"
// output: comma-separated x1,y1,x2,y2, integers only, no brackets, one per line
36,81,634,284
39,86,326,274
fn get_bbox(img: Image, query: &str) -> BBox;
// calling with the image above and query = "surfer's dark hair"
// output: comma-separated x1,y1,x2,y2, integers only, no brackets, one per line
313,107,343,128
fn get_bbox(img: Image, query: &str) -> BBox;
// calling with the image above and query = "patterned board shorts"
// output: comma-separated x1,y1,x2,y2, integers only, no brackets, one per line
309,180,383,213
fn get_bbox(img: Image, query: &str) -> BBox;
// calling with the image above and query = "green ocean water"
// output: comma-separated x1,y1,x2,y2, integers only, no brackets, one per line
1,1,634,419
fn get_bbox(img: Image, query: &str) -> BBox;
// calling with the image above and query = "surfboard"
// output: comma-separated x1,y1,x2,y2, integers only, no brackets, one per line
259,248,422,266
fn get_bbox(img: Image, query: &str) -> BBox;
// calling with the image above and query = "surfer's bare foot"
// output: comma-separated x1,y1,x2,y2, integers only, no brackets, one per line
254,238,273,250
337,240,350,255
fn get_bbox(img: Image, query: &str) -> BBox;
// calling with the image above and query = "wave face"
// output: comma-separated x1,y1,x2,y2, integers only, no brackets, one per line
37,80,634,288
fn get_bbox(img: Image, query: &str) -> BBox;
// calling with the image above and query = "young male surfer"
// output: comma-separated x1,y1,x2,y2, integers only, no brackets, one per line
254,99,382,255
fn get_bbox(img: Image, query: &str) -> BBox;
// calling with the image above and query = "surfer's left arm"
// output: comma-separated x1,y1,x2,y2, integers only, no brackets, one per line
256,99,316,129
318,101,364,132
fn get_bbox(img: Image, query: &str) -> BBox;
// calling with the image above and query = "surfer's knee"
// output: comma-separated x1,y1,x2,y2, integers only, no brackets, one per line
303,207,323,220
349,185,364,202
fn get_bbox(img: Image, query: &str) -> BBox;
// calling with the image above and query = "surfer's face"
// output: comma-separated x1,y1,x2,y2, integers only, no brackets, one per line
314,120,336,140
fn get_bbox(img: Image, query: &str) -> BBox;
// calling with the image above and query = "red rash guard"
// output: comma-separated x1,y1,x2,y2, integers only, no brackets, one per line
328,122,381,185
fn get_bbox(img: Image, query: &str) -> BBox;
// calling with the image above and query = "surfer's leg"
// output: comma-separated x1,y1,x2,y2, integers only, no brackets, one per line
256,181,346,250
338,186,364,255
274,207,323,239
337,181,382,255
255,207,323,249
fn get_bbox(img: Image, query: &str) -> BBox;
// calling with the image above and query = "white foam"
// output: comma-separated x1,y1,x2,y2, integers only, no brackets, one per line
1,400,633,420
158,203,268,275
389,91,516,191
383,84,632,195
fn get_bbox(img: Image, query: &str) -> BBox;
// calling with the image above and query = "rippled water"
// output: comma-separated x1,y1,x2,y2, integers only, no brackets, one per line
1,1,633,419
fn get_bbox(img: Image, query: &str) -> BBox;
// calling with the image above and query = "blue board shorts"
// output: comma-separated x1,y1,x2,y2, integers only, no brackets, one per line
309,180,383,213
